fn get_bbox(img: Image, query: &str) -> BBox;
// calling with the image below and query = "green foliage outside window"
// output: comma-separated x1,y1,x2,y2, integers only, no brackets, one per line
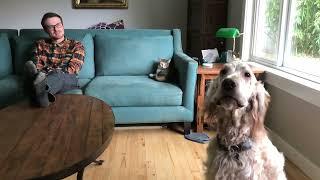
265,0,280,45
266,0,320,58
294,0,320,57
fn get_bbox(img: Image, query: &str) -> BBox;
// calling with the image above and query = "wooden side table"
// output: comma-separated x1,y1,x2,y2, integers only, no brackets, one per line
195,63,265,132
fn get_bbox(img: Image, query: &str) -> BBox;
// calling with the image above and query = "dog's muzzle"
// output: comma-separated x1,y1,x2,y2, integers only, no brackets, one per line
217,78,248,108
222,78,236,92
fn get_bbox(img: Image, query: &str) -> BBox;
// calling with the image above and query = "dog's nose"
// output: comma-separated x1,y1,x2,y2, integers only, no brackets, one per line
222,79,236,91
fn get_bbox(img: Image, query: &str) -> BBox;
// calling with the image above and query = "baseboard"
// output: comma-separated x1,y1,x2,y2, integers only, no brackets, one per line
267,128,320,179
115,125,163,130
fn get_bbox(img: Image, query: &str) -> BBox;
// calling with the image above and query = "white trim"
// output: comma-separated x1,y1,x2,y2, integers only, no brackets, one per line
283,0,295,67
241,0,253,61
277,0,289,66
248,62,320,108
267,128,320,180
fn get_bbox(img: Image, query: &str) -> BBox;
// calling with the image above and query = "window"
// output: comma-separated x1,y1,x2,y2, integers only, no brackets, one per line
243,0,320,82
252,0,282,63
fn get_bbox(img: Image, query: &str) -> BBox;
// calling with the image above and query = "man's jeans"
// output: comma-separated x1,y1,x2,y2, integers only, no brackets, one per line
24,70,79,107
46,71,79,94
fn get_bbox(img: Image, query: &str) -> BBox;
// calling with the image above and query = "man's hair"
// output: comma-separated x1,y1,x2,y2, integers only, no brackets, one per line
41,12,63,29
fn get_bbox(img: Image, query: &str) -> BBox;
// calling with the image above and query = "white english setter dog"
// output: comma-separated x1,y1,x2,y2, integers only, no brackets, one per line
204,62,286,180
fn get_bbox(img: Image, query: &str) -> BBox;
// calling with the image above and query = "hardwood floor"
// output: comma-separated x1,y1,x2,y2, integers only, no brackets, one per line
64,127,311,180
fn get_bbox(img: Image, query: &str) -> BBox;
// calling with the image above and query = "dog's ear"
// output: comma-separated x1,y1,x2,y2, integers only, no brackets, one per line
250,81,270,139
255,81,270,115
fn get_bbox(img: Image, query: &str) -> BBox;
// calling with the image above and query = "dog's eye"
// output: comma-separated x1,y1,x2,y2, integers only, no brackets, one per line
244,72,251,78
220,69,227,76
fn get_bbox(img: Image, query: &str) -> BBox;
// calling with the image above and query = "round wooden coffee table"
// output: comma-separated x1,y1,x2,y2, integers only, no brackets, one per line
0,94,114,180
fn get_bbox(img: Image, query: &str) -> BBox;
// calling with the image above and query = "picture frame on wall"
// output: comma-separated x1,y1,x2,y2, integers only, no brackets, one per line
72,0,128,9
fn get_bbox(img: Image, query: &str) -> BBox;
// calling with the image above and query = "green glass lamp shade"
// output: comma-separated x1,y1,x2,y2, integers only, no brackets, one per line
216,28,240,38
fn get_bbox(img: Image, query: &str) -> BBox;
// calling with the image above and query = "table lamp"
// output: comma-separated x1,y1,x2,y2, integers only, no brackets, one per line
216,27,241,52
216,28,242,62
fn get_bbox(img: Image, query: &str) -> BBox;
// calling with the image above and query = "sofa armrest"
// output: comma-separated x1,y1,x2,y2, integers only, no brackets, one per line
173,52,198,111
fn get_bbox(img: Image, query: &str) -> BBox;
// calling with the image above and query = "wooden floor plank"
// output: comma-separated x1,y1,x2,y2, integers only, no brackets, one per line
165,129,193,180
144,130,158,180
149,129,176,180
127,130,147,180
109,129,130,180
63,127,311,180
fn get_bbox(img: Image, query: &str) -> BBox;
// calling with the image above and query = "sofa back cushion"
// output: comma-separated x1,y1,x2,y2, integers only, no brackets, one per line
13,37,34,75
0,34,13,78
19,29,175,76
95,35,173,76
0,29,18,59
76,34,95,79
20,29,173,38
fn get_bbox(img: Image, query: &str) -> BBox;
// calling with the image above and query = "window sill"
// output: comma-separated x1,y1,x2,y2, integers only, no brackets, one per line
248,62,320,108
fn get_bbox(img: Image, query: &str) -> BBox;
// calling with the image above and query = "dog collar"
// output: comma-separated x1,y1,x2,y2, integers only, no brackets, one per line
217,135,252,152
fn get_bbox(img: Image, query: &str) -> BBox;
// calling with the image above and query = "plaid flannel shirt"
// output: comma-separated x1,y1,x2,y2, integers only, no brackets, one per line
31,37,85,74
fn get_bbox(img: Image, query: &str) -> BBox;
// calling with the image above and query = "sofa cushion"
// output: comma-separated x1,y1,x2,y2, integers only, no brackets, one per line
112,106,193,124
0,34,12,79
95,35,173,76
0,29,18,38
60,78,92,95
0,29,18,58
78,33,95,79
20,29,173,40
78,78,92,88
85,76,182,107
0,75,25,108
13,37,34,75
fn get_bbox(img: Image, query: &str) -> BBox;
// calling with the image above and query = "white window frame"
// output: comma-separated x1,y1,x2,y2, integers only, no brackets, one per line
242,0,320,83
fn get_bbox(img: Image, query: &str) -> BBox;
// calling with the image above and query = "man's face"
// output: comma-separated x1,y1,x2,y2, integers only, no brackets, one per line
44,17,64,41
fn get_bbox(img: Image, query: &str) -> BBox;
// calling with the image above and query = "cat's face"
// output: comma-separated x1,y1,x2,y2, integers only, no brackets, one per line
159,59,170,68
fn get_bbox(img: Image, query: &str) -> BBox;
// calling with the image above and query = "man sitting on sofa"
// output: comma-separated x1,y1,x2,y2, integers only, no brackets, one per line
24,12,85,107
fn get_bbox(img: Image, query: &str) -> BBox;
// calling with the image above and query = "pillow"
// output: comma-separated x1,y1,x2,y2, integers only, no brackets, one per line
78,33,95,79
88,20,125,29
0,34,13,78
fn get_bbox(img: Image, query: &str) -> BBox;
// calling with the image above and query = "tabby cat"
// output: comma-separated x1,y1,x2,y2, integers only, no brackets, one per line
149,58,171,81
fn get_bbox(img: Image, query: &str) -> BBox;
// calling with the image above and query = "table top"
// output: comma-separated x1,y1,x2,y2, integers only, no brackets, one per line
197,63,265,75
0,94,115,179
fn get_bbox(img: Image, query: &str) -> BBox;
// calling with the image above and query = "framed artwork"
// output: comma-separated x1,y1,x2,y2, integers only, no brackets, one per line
73,0,128,9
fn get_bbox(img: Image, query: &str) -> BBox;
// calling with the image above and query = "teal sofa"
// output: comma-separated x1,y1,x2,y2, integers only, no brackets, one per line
0,29,198,134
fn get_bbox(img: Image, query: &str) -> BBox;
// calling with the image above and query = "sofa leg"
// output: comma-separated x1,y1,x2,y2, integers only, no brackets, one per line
184,122,191,135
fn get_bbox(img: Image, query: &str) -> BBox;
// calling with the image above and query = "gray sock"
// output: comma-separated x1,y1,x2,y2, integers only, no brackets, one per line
24,61,38,78
33,72,46,86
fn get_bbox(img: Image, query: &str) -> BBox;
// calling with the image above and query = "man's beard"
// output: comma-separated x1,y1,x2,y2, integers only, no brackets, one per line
51,31,64,41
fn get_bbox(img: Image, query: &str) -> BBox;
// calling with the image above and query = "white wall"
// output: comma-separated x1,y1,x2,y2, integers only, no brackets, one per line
0,0,188,48
266,84,320,165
